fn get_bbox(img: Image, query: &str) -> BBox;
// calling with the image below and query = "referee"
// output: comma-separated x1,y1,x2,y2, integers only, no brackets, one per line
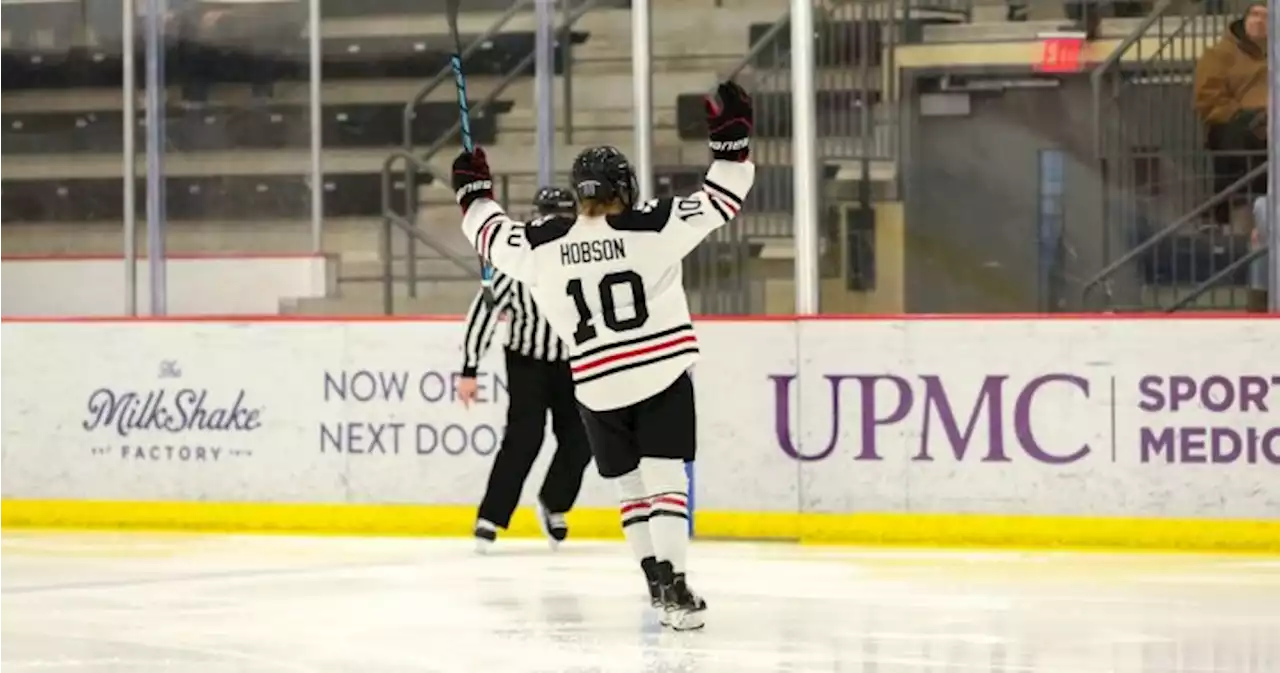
459,186,592,552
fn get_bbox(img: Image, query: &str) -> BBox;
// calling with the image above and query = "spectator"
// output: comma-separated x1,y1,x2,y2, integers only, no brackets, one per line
1193,1,1269,230
1251,196,1271,312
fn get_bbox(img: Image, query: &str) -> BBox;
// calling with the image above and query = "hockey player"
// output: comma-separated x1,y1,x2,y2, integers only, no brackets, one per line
451,81,754,631
530,185,576,218
460,186,591,553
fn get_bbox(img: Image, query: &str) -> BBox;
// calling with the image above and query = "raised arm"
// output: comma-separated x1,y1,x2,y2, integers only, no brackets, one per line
659,160,756,259
615,81,755,260
453,148,540,286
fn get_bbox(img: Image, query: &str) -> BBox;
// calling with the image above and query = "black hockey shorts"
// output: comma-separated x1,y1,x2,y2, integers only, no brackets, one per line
578,372,696,479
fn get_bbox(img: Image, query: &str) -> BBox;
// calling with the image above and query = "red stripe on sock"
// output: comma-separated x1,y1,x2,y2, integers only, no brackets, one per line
652,495,687,509
620,501,651,514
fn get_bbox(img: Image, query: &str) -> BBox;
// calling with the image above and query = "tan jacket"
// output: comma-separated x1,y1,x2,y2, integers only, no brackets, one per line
1193,20,1268,126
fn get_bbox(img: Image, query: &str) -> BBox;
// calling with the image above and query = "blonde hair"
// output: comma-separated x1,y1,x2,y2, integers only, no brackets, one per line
579,198,625,217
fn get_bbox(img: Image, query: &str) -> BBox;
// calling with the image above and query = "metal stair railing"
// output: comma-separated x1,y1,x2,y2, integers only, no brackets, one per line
723,10,790,82
1089,0,1174,153
714,0,922,236
1081,160,1268,306
380,151,483,315
415,0,602,165
377,0,605,311
722,8,790,243
400,0,532,153
381,0,529,307
1090,0,1179,303
670,8,789,315
1089,0,1252,310
1163,242,1269,312
683,0,924,313
707,0,883,242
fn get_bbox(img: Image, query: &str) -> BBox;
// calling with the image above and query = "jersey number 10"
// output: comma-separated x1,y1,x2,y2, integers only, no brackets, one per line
565,271,650,345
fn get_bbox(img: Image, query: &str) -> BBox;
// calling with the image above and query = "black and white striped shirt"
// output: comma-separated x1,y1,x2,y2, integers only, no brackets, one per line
460,270,570,377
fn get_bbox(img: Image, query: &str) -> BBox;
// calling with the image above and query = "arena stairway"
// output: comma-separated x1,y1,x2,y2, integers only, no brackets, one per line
289,0,789,315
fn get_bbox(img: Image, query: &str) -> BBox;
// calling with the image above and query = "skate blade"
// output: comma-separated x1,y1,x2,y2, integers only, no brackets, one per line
534,500,563,550
663,609,705,631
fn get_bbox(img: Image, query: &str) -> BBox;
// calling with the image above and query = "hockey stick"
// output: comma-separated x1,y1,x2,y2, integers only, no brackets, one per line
446,0,498,307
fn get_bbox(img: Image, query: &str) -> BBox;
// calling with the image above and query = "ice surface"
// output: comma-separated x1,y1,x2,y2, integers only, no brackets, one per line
3,532,1278,672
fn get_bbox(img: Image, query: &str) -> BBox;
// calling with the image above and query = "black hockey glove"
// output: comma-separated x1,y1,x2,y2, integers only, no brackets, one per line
452,148,495,212
705,80,753,162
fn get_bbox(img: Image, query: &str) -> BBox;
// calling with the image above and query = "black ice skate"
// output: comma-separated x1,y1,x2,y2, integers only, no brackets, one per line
660,574,707,631
535,499,568,549
656,563,706,631
474,519,498,554
641,557,662,607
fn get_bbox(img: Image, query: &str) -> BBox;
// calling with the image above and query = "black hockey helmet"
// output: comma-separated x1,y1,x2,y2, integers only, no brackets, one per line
532,186,577,216
570,145,638,210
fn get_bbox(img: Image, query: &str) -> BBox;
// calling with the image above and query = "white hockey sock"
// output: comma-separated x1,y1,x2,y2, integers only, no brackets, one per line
640,457,691,574
612,469,655,564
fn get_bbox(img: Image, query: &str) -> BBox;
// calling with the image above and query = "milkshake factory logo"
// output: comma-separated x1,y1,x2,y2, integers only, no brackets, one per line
83,360,264,462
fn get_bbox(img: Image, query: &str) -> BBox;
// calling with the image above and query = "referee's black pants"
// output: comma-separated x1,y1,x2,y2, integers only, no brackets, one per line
477,350,592,528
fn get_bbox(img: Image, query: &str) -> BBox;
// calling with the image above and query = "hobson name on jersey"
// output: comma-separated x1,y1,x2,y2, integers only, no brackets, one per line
561,238,627,265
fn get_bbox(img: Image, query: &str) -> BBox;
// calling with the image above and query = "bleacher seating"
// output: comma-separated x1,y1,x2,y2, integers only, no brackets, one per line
0,0,568,231
747,20,884,68
12,0,1258,315
1,173,435,223
3,165,769,224
317,0,630,18
3,102,509,154
1,30,588,90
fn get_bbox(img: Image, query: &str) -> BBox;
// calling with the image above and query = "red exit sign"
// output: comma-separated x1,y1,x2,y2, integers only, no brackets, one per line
1037,31,1087,73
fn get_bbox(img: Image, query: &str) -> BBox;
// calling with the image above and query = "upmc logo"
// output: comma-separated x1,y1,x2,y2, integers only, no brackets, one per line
770,373,1093,464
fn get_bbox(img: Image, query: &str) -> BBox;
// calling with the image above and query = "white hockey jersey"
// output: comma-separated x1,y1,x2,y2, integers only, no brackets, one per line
461,159,755,410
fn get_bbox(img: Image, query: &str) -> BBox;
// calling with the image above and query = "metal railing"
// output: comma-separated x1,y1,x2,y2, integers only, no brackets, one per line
718,0,970,230
374,0,970,314
417,0,601,164
378,151,482,314
679,0,959,312
398,0,532,155
1164,242,1269,312
684,0,962,313
1088,0,1258,311
1081,160,1267,306
377,0,526,311
376,0,604,313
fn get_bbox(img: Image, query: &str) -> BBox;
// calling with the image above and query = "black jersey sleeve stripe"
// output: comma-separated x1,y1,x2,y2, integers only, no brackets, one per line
474,212,503,252
703,178,743,207
706,194,732,221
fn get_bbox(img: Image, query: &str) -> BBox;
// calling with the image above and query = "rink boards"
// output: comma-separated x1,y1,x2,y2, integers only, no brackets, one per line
2,315,1278,551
